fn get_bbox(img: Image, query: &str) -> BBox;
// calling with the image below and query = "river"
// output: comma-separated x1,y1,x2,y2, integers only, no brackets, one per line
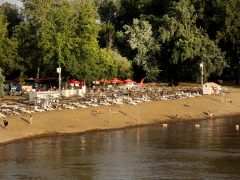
0,116,240,179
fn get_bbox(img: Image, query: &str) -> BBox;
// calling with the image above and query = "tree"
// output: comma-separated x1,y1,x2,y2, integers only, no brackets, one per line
0,2,23,37
0,9,19,77
20,0,133,84
215,0,240,84
0,68,4,98
124,18,159,81
157,0,226,82
38,1,75,78
13,21,40,79
71,1,101,81
18,0,56,79
98,0,120,49
108,49,132,79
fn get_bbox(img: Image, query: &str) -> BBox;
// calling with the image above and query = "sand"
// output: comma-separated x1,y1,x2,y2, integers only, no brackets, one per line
0,87,240,144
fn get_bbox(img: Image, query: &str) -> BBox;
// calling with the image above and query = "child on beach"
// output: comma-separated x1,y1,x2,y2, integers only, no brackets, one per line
207,110,214,118
29,115,33,125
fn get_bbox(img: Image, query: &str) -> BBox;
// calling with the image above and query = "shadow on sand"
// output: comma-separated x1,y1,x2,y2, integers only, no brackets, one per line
0,124,5,130
21,118,30,124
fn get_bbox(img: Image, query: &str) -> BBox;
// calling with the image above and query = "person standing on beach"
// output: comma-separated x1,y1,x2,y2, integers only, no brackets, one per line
3,120,8,129
29,115,33,125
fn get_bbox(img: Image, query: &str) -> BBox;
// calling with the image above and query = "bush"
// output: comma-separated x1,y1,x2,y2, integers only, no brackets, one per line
0,69,5,98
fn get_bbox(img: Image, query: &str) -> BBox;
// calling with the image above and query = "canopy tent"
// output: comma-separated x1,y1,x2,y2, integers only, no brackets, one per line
108,78,123,83
123,78,136,83
68,79,80,84
98,78,105,83
68,79,84,87
93,79,106,85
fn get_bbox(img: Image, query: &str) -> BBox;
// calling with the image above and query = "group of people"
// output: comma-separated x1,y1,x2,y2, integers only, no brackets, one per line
2,115,33,130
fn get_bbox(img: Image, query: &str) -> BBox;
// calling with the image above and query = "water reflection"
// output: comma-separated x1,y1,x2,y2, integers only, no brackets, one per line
0,116,240,179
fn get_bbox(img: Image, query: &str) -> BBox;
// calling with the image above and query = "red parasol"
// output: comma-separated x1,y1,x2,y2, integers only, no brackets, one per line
109,78,123,83
123,78,136,83
68,79,80,84
97,78,105,83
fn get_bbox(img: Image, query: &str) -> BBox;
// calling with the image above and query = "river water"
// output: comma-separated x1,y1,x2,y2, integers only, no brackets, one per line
0,116,240,179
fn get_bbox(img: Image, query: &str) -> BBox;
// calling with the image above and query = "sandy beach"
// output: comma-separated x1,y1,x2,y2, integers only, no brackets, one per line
0,87,240,145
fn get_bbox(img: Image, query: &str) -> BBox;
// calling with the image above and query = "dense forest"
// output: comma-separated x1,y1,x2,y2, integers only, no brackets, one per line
0,0,239,91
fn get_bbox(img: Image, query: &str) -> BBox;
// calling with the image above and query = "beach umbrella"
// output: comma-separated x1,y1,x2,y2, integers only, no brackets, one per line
98,78,105,83
68,79,80,84
123,78,136,83
109,77,123,83
68,79,81,87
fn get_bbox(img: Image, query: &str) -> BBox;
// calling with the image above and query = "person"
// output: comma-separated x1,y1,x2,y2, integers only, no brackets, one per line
175,114,180,119
3,120,8,129
208,110,214,118
29,115,33,125
111,108,118,114
91,109,102,116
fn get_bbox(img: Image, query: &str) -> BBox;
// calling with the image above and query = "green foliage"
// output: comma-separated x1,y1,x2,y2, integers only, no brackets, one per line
124,18,159,81
98,0,119,24
0,68,4,98
72,1,101,81
13,22,39,78
0,10,19,76
36,1,98,82
99,22,115,49
17,0,133,83
215,0,240,83
0,3,23,37
21,0,53,23
98,48,116,78
108,49,132,79
2,0,238,84
158,0,226,82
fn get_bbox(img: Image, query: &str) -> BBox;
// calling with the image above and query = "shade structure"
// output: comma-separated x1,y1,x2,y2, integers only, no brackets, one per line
109,78,123,83
123,78,136,83
97,78,105,83
68,79,80,84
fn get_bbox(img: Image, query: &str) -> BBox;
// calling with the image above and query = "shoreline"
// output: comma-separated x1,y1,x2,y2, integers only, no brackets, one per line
2,113,240,146
0,87,240,145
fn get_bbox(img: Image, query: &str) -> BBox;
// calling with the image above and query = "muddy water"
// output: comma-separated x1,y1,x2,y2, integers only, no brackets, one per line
0,116,240,179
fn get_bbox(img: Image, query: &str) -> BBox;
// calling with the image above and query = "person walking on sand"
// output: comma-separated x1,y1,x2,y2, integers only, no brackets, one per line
29,115,33,125
3,120,8,129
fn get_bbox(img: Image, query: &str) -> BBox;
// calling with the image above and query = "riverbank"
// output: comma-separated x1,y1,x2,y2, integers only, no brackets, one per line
0,87,240,145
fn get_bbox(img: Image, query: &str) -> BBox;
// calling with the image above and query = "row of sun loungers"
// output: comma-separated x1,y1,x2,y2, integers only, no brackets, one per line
0,91,202,118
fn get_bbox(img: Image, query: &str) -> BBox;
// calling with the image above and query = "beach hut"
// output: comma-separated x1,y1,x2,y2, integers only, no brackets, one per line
29,91,61,105
203,82,221,95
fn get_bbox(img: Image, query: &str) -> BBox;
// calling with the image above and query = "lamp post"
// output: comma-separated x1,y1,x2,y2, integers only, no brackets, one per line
57,67,61,92
200,63,204,86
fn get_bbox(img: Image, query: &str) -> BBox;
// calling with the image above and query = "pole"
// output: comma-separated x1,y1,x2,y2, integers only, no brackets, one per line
57,67,61,92
59,66,61,92
200,63,204,86
137,104,140,123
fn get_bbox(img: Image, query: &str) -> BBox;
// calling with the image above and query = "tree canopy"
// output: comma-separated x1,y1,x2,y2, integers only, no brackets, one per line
0,68,4,98
157,0,226,82
0,9,19,77
0,0,239,84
